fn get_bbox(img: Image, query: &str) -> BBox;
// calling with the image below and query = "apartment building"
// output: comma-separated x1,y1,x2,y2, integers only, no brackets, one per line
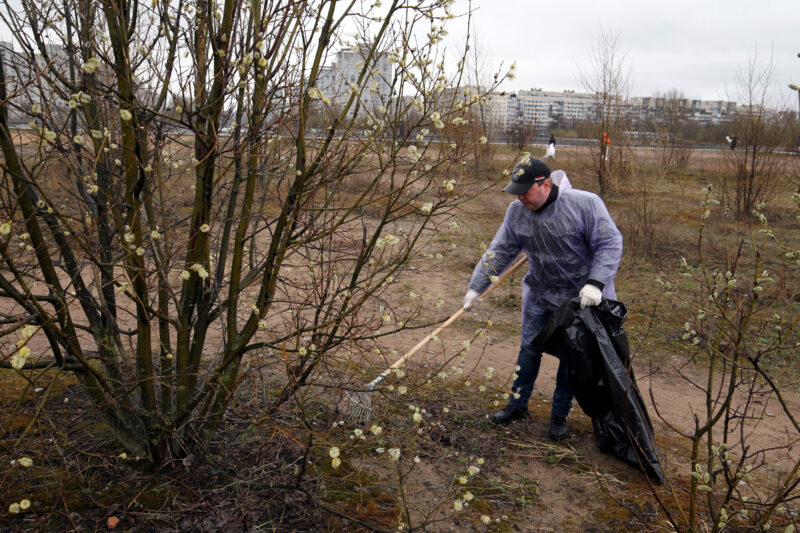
0,41,70,124
630,96,737,125
1,41,177,127
485,88,736,134
0,42,103,126
486,89,597,134
316,43,393,115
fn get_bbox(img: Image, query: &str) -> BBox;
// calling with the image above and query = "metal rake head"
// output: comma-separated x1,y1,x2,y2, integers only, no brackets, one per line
338,390,373,425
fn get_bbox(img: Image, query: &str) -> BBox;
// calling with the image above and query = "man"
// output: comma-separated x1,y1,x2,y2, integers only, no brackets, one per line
463,157,623,440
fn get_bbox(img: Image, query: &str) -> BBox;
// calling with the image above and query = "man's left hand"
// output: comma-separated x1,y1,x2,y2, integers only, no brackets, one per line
579,284,602,309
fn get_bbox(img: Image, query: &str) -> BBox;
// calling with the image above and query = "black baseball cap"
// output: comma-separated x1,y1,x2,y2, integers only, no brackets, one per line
502,158,551,195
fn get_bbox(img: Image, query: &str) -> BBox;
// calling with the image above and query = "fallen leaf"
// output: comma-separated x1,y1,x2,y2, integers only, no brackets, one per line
107,516,120,529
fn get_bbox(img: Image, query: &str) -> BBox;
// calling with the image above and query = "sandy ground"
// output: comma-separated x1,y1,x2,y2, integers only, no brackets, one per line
3,144,798,530
376,258,800,530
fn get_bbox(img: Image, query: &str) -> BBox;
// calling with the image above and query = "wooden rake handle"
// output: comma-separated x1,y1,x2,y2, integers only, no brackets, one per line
367,255,528,387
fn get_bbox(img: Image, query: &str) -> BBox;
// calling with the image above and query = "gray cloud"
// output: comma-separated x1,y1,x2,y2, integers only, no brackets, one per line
452,0,799,104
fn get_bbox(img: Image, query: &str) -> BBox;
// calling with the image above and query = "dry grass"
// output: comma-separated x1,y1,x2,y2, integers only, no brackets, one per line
2,142,799,532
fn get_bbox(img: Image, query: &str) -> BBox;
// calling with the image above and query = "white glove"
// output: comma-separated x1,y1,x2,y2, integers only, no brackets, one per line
579,284,602,309
463,289,480,310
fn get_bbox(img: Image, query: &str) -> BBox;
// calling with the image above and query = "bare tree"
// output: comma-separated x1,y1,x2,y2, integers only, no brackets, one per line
506,115,536,151
579,28,633,195
0,0,497,466
651,88,692,172
461,30,507,179
727,50,790,219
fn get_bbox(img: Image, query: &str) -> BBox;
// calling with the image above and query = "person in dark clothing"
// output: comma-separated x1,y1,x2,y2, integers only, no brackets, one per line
726,135,738,151
544,134,556,159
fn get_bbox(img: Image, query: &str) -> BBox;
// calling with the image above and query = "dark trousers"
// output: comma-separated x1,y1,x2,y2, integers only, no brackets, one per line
508,310,574,418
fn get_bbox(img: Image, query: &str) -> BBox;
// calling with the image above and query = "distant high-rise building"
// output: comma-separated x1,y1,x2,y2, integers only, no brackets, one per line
1,41,169,127
0,41,59,124
316,43,393,115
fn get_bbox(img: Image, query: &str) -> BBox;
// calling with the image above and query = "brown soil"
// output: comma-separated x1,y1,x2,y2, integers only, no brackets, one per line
2,145,799,532
378,250,800,531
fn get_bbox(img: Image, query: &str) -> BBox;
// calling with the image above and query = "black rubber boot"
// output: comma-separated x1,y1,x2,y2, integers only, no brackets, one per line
548,414,569,441
491,404,529,425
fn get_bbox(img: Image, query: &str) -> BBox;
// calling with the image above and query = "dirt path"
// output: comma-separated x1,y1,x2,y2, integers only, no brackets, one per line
376,258,800,529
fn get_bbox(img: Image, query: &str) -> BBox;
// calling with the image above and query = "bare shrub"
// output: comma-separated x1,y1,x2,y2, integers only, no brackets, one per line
650,185,800,532
727,51,793,219
0,0,505,475
619,161,661,258
651,89,693,173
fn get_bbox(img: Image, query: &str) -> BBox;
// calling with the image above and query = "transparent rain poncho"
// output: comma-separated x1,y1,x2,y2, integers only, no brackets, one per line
468,171,623,344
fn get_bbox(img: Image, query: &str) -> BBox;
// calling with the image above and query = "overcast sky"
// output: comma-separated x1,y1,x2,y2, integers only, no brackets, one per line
445,0,800,106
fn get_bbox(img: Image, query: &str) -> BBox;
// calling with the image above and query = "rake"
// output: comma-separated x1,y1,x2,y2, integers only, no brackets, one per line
339,255,528,424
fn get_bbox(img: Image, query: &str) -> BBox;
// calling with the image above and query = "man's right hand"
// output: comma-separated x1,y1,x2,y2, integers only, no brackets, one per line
463,289,480,310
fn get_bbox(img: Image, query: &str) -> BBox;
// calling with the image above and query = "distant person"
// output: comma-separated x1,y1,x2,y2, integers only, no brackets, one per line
725,135,738,151
601,132,610,161
544,134,556,159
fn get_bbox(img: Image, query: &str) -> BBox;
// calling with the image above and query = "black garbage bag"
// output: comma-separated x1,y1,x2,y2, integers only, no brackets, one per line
533,298,665,483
